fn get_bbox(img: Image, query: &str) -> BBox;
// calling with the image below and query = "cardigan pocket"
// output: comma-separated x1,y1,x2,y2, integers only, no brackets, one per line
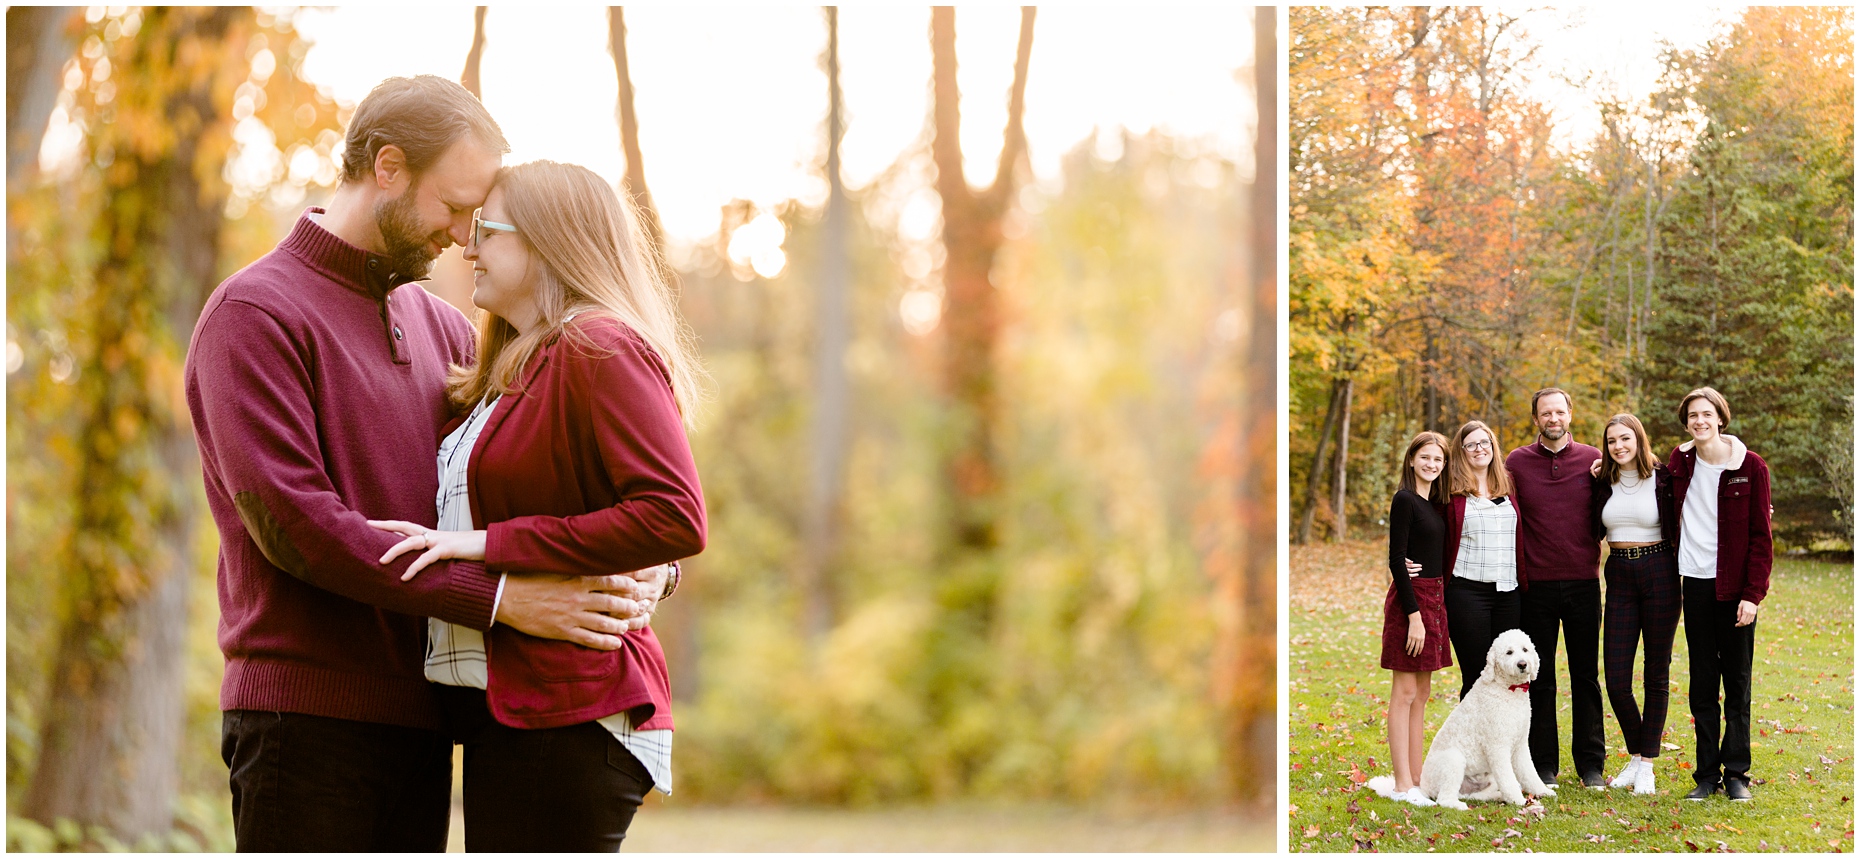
508,635,622,683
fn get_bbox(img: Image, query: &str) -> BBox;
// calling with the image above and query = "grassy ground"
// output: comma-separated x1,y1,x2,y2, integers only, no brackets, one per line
1289,540,1854,853
446,802,1271,852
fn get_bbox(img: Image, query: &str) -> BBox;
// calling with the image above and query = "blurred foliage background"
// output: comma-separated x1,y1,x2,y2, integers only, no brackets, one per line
5,6,1273,849
1289,6,1854,549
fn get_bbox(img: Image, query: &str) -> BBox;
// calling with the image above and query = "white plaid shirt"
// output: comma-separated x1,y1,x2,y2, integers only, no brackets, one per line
1456,495,1518,592
428,395,674,795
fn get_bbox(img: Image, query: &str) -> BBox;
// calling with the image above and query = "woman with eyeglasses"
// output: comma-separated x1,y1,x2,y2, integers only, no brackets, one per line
366,160,707,850
1442,420,1524,700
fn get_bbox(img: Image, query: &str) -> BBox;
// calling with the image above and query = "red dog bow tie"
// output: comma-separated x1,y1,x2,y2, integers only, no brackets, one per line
1508,682,1530,692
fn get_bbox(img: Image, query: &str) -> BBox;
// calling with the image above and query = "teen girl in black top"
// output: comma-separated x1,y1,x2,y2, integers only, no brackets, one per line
1375,431,1452,806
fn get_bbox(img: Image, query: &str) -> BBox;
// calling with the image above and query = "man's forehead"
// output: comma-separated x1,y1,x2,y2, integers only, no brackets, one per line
426,140,502,203
1537,393,1571,413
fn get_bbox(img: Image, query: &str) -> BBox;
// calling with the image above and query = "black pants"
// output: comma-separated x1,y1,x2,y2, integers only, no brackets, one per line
1445,577,1521,700
438,684,654,852
221,710,452,852
1521,578,1606,780
1683,576,1755,787
1603,549,1682,758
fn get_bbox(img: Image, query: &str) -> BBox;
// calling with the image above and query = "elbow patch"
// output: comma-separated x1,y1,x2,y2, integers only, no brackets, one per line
233,491,310,580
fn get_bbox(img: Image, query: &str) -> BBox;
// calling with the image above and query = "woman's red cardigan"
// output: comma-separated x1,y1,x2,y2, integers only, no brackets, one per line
461,317,705,731
1439,493,1527,589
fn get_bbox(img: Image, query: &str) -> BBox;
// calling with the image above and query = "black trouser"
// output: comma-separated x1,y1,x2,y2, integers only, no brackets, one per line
1445,577,1521,700
438,684,654,852
1683,576,1755,787
1603,549,1682,758
1521,578,1606,780
221,710,452,852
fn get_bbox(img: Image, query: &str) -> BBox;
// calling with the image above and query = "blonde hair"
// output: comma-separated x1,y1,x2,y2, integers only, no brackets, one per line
448,160,705,426
1448,420,1513,498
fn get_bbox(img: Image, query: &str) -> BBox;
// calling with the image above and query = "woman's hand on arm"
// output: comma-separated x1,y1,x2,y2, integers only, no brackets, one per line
370,520,487,580
1590,458,1603,478
1406,612,1425,656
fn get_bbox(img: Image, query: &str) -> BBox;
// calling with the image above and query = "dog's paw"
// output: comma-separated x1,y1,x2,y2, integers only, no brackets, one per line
1439,798,1469,811
1536,786,1557,799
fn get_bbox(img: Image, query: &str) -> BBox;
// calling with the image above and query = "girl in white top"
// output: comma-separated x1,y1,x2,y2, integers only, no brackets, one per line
1589,413,1679,795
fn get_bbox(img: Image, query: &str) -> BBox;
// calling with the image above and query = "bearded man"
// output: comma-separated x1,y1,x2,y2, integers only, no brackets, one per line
184,76,652,851
1504,387,1607,790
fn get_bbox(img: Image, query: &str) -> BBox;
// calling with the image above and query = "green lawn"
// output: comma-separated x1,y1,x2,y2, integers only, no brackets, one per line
1289,540,1854,853
449,802,1270,852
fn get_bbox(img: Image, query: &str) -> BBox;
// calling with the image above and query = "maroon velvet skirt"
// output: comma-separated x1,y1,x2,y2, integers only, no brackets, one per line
1380,575,1451,672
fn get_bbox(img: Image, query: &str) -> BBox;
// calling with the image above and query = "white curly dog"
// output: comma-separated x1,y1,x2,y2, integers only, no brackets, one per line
1416,628,1556,810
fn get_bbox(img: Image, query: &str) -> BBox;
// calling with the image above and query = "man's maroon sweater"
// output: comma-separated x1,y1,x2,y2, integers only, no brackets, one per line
1505,439,1603,582
185,210,500,730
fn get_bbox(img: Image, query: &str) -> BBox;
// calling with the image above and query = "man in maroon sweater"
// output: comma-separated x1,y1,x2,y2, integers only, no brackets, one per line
185,76,652,851
1505,387,1607,789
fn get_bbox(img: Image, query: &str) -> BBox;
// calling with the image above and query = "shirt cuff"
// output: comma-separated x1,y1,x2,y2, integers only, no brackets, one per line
490,573,508,627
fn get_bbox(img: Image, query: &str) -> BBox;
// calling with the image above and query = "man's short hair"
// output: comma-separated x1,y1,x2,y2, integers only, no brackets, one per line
339,75,509,184
1679,386,1732,432
1530,387,1572,416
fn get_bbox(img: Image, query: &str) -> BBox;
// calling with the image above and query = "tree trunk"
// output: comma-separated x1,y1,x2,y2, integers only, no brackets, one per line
460,7,487,98
1219,3,1278,803
1296,379,1343,544
23,7,243,842
1424,331,1440,433
1329,375,1353,542
930,6,1034,554
6,6,78,260
800,6,850,641
609,7,664,254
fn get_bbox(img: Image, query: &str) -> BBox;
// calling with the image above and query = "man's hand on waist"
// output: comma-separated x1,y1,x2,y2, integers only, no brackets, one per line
494,573,655,649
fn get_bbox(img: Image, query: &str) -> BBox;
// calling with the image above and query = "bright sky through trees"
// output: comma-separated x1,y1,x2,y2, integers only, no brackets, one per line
1518,6,1739,148
288,5,1253,246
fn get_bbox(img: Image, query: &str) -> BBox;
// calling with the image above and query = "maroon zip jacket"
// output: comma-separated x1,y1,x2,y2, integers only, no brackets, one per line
465,316,705,731
1505,439,1604,581
1441,493,1528,588
186,210,500,731
1667,439,1773,604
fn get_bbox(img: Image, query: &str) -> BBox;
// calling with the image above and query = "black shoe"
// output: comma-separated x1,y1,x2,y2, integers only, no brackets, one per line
1538,771,1559,788
1580,771,1607,789
1686,781,1722,801
1725,779,1753,802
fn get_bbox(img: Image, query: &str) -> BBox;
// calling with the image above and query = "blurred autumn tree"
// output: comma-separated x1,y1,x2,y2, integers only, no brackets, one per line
8,7,1265,845
1290,6,1852,546
7,6,340,848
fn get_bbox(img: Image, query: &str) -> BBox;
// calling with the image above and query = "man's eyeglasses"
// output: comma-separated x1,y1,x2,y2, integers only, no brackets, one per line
1462,439,1493,453
472,214,518,248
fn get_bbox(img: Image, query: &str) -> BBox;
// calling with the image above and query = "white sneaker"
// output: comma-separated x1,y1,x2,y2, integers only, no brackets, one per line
1398,787,1437,807
1366,775,1397,798
1609,760,1642,789
1634,761,1656,795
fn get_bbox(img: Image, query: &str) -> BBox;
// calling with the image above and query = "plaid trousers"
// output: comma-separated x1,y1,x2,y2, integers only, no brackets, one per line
1602,546,1682,758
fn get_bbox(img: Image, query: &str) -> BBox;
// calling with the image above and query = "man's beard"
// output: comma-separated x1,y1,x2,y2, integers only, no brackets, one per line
1540,425,1566,441
374,188,442,281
